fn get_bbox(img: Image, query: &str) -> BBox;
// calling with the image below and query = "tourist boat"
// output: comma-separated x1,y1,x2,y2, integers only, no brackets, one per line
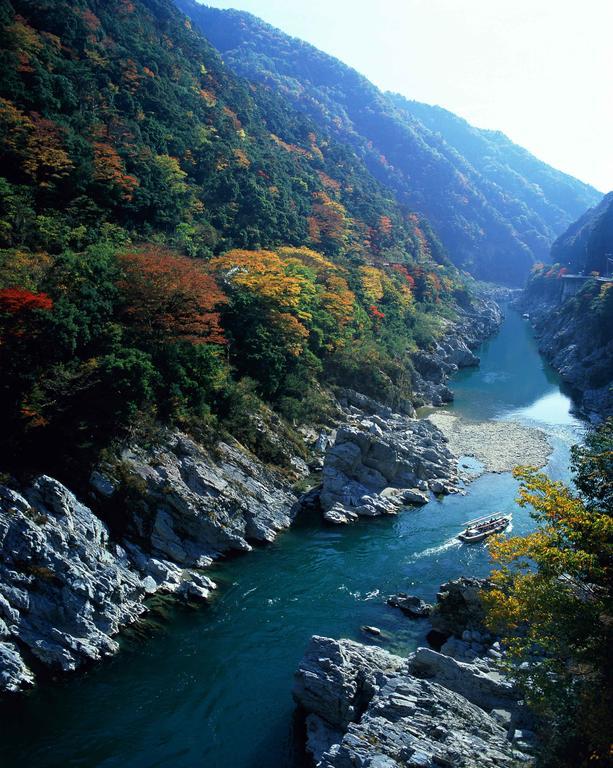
522,313,530,319
457,513,511,543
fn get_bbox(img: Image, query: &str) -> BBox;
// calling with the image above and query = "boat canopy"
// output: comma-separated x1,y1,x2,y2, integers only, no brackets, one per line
462,512,508,528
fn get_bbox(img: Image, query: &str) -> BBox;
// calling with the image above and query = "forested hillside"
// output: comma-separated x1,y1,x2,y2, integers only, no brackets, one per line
549,191,613,275
0,0,467,477
180,1,601,284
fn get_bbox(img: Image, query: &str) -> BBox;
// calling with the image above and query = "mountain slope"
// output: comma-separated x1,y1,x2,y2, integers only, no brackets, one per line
549,191,613,275
390,96,600,251
0,0,443,262
178,1,601,284
0,0,472,476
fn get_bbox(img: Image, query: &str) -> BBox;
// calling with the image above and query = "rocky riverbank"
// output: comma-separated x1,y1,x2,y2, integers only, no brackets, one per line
0,475,220,693
319,404,459,524
411,296,503,406
294,638,533,768
0,429,305,694
0,294,504,694
427,411,552,475
316,294,504,524
293,577,537,767
95,431,304,562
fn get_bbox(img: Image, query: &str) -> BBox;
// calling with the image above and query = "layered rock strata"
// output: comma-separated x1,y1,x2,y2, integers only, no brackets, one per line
0,476,217,693
95,431,302,563
0,429,304,694
293,636,533,767
320,416,459,524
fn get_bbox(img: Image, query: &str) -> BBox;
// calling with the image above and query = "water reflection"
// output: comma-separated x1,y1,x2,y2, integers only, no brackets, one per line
508,390,578,426
450,308,578,423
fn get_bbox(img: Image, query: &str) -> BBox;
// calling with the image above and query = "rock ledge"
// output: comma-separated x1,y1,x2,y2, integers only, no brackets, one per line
294,636,533,767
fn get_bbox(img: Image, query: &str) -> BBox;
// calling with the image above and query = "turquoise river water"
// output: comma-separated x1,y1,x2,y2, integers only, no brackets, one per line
0,308,585,768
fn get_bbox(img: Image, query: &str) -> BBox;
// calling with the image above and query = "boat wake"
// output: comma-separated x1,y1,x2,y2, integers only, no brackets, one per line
407,536,461,562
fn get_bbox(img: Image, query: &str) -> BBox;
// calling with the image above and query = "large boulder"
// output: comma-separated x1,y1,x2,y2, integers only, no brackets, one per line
293,635,406,731
320,417,458,523
294,637,531,768
0,478,150,691
430,577,491,637
408,647,518,713
387,593,433,619
0,641,34,693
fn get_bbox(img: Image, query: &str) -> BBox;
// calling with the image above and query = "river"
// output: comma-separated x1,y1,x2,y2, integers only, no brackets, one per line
0,307,584,768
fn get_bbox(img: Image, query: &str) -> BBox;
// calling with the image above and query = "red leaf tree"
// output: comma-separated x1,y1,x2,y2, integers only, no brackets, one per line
0,288,53,346
117,246,226,345
0,287,53,313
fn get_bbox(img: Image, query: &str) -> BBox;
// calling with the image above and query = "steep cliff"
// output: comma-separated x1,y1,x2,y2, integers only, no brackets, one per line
522,197,613,420
0,433,301,693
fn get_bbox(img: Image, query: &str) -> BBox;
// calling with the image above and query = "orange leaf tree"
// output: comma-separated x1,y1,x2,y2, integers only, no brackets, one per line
117,246,226,346
93,141,139,201
307,191,350,254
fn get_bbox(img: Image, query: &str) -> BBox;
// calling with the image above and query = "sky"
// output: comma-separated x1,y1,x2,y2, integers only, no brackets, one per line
200,0,612,192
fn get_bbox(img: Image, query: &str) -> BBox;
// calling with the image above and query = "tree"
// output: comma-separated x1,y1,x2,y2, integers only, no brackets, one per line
483,420,613,768
277,246,356,331
92,141,139,201
117,246,226,346
359,265,384,303
23,116,74,189
210,248,314,321
308,191,350,253
0,285,53,348
319,273,355,327
209,248,314,392
0,286,52,314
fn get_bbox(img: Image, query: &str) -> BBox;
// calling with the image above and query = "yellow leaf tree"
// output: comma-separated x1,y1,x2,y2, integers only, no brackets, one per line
483,420,613,768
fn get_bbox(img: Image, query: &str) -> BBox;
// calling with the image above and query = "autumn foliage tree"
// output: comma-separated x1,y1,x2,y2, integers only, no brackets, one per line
23,116,74,189
0,285,51,337
0,283,60,444
0,100,73,190
210,248,312,364
209,246,357,397
0,287,53,314
308,191,350,254
278,246,356,341
117,246,226,346
277,246,356,329
211,249,311,317
483,421,613,768
92,140,139,201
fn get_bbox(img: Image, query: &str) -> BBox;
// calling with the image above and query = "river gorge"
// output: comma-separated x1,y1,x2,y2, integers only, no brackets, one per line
0,307,584,768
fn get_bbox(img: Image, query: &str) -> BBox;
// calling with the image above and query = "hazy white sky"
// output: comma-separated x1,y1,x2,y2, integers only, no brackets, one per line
201,0,612,192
